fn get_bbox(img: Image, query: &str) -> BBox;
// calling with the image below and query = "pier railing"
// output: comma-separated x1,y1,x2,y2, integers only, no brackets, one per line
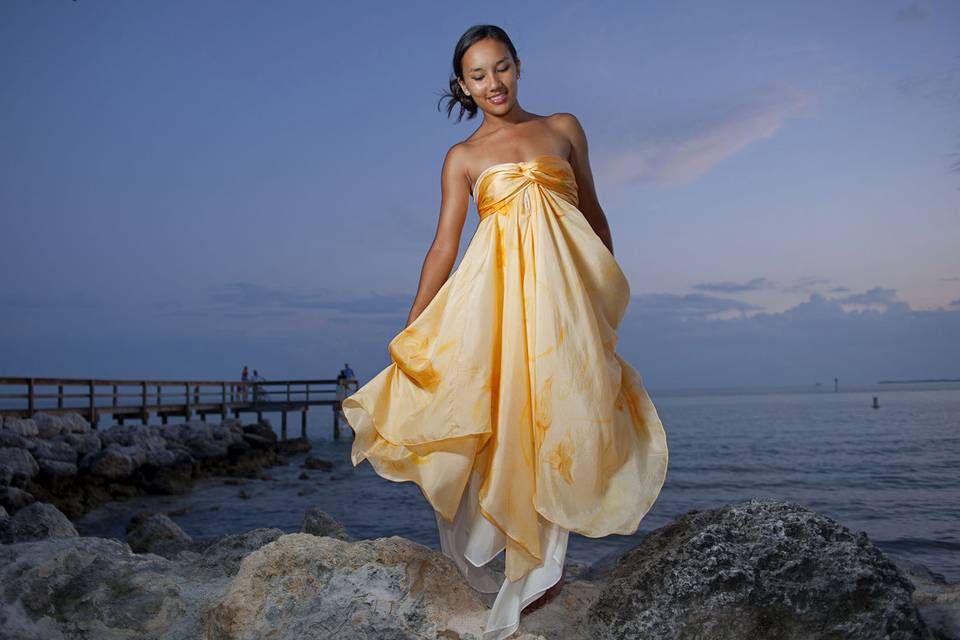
0,376,358,441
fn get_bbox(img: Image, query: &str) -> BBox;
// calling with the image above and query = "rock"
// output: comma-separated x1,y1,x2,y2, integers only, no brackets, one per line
0,446,39,486
302,507,352,541
0,501,78,544
0,485,35,511
32,412,66,439
894,559,960,640
36,457,78,479
302,456,334,471
197,528,286,576
297,471,309,480
27,438,79,463
2,416,39,437
585,498,934,640
57,431,102,458
0,535,227,640
87,444,143,478
0,429,27,448
241,422,278,450
127,512,193,558
207,533,490,640
60,413,92,434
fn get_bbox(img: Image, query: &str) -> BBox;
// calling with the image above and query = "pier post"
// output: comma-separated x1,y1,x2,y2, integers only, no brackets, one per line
141,381,148,424
281,411,288,442
301,409,307,439
220,383,227,421
88,380,97,430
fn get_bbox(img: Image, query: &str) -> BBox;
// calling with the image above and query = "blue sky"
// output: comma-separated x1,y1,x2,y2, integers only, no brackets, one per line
1,1,958,389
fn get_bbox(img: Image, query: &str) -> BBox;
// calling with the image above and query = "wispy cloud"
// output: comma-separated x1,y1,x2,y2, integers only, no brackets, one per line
895,3,930,23
693,277,774,294
602,85,814,188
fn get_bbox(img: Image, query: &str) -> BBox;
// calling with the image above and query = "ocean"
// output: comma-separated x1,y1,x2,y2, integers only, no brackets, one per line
75,381,960,583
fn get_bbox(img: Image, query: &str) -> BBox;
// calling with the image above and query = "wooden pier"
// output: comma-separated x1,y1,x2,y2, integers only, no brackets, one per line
0,376,358,441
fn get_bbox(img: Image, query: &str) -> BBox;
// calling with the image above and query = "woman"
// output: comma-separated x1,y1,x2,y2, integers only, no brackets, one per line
343,24,669,640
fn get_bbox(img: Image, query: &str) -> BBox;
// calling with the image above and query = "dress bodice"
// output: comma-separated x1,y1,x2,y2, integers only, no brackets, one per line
473,155,579,221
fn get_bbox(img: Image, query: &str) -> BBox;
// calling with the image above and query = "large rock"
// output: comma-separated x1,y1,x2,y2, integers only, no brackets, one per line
302,507,352,541
195,527,286,576
585,498,934,640
0,535,228,640
126,512,193,558
207,533,491,640
32,412,68,439
2,416,39,437
0,501,77,544
0,446,39,486
0,485,35,510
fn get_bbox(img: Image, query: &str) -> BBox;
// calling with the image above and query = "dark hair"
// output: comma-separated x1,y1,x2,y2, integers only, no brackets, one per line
437,25,519,122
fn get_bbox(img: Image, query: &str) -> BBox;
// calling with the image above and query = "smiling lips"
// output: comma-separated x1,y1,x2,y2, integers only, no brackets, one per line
489,93,507,104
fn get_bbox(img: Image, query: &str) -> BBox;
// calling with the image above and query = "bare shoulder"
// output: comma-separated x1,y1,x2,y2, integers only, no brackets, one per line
441,142,470,179
546,112,587,146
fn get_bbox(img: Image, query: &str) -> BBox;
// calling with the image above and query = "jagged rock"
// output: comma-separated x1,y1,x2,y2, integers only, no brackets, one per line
126,512,193,558
0,501,78,544
302,456,334,471
585,498,934,640
0,536,225,640
195,528,286,576
302,507,351,541
0,485,35,511
0,446,39,486
895,559,960,640
207,533,491,640
2,416,39,437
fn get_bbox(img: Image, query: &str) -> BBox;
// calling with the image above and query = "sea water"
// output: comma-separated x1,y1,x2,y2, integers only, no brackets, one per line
75,381,960,582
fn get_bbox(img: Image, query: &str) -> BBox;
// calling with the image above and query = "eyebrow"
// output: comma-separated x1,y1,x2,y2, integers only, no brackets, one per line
467,56,510,73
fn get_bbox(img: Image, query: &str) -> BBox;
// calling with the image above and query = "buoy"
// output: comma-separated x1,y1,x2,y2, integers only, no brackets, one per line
872,396,879,409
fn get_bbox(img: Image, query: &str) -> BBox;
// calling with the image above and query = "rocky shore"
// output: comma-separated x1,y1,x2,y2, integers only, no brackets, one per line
1,414,958,639
0,412,296,519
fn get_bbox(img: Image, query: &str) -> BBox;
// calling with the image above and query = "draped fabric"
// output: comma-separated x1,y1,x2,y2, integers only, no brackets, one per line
343,154,668,639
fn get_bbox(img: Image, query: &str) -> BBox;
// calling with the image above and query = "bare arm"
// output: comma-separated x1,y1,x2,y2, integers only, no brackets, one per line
551,113,614,256
405,145,471,327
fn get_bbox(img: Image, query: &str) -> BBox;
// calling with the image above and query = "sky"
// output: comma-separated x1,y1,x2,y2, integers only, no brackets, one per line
1,1,959,390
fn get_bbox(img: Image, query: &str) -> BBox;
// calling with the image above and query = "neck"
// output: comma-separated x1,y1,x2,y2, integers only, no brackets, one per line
480,104,533,129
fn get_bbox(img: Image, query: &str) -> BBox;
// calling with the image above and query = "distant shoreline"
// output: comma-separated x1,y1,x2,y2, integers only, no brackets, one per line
877,378,960,384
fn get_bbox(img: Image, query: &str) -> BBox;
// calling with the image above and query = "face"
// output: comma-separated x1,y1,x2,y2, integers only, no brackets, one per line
458,37,520,114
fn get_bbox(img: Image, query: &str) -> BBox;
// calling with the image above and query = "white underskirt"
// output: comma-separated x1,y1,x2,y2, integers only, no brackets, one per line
434,466,569,640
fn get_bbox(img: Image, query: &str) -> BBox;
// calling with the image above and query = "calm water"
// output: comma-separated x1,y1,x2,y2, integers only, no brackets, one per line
76,381,960,583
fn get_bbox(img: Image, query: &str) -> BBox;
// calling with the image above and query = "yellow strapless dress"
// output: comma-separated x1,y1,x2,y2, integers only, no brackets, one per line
343,154,668,639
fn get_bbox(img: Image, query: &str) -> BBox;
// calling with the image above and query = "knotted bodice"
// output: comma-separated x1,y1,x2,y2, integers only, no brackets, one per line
473,155,579,221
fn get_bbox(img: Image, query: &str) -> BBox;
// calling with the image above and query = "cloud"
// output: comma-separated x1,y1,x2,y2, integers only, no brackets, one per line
832,286,899,307
601,85,814,187
895,3,930,23
618,290,960,388
693,277,774,293
693,275,835,294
